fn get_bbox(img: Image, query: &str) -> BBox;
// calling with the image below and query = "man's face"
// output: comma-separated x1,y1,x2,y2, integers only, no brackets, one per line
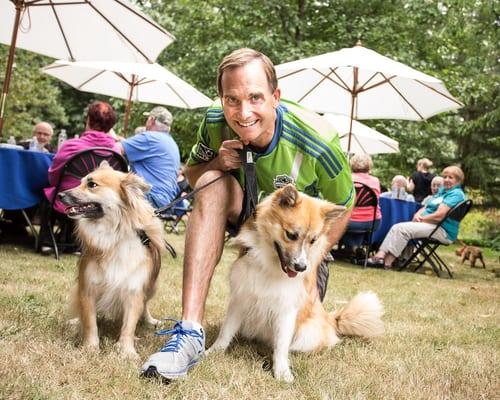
34,123,52,146
221,60,280,150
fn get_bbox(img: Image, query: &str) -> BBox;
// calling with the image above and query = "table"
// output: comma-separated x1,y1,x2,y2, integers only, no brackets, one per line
0,147,54,248
0,147,54,210
371,197,421,243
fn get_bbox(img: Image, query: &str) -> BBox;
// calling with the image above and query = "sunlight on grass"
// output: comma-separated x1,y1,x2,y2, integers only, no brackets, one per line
0,234,498,399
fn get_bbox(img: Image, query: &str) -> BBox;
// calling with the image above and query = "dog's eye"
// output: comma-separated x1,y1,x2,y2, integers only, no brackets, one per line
285,230,299,241
87,181,98,189
310,236,317,244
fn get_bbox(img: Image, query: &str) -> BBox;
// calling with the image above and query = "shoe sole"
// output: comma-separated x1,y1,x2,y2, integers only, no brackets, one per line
141,357,201,380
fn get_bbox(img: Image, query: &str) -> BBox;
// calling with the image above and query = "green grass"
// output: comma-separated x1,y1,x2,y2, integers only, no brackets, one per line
0,234,498,400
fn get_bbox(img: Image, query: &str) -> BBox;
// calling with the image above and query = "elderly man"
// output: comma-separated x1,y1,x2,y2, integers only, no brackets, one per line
21,122,55,152
117,106,181,208
142,48,354,380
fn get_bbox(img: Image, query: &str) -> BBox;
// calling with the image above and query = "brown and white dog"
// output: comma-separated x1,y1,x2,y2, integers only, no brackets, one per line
59,162,164,359
455,240,486,268
208,185,384,382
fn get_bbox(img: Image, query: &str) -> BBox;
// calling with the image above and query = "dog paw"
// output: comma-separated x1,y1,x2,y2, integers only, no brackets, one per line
116,343,140,361
274,367,294,383
82,340,99,352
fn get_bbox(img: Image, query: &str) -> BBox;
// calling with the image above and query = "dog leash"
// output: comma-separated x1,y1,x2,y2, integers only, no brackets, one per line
154,145,258,221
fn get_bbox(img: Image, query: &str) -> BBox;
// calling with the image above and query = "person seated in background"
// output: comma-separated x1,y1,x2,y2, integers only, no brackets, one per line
39,101,119,255
380,175,415,202
338,154,382,257
421,176,444,206
367,166,466,269
117,106,181,209
408,158,435,203
19,122,55,153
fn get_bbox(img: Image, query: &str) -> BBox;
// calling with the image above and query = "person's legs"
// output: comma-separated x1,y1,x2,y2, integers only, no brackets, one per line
375,222,449,268
182,172,244,323
142,171,244,379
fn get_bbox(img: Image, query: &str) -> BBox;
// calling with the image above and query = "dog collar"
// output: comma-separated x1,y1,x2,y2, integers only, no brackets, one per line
137,230,151,246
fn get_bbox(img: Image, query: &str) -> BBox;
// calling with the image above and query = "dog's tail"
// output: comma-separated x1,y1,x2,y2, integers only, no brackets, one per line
329,291,384,338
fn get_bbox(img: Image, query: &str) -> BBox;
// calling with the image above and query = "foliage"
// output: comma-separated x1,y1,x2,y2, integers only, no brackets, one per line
1,0,498,203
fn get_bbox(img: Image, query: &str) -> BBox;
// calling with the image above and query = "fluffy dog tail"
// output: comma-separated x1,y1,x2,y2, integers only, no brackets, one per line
330,291,384,338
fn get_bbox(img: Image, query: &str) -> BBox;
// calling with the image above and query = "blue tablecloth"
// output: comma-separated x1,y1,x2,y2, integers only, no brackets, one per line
0,147,54,210
371,197,422,243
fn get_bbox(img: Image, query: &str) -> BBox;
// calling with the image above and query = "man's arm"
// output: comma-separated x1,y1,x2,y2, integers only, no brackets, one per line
326,207,352,249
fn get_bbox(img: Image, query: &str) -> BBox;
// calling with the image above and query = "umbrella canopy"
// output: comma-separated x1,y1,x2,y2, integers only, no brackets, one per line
275,42,463,151
323,113,399,155
0,0,175,136
42,60,213,132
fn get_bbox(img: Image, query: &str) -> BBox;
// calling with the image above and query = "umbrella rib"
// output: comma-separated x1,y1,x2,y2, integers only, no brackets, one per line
47,0,75,61
276,68,307,80
329,68,352,92
358,75,397,93
357,72,384,92
353,133,368,154
166,83,190,108
77,70,107,89
114,72,134,85
415,80,463,106
88,2,152,63
298,71,333,103
113,0,174,38
381,73,424,119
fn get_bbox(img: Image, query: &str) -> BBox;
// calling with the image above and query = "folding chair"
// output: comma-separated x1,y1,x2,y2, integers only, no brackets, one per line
398,199,473,278
346,181,379,267
39,147,128,260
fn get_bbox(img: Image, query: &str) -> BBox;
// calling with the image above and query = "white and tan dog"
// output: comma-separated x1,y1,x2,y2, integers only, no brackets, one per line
208,185,384,382
59,162,164,359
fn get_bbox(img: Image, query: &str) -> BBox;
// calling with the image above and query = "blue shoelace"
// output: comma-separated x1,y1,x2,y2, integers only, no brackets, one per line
155,319,204,353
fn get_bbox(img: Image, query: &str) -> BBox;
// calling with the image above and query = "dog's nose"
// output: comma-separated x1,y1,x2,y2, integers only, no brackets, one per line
293,262,307,272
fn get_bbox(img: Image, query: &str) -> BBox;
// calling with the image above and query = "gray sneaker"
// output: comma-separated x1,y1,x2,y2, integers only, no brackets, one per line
141,320,205,380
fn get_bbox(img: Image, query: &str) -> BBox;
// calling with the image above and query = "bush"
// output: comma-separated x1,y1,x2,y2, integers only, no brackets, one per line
459,208,500,249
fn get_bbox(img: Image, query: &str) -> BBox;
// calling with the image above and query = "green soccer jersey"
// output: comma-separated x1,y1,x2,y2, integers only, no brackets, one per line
188,99,355,208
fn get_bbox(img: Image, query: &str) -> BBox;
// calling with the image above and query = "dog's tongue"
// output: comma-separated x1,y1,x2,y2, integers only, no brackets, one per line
286,268,298,278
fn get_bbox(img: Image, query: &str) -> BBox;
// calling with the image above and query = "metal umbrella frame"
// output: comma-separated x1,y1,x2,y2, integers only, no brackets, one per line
276,41,463,152
0,0,175,136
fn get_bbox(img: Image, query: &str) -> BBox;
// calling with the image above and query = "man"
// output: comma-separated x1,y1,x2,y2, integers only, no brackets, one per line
117,106,181,209
21,122,55,153
142,48,354,380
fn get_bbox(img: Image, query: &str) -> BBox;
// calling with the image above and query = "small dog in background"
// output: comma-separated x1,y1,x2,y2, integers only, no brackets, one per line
59,162,164,359
208,185,384,382
455,240,486,268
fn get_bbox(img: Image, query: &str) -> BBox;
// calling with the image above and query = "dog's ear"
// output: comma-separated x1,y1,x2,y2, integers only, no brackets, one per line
323,204,346,222
121,173,152,199
276,184,300,208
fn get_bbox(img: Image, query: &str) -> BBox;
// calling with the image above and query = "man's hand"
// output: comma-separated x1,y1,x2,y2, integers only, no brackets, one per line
214,140,244,172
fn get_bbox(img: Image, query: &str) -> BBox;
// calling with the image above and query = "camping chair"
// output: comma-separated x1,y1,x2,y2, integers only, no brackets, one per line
398,199,473,278
39,147,128,260
345,182,379,267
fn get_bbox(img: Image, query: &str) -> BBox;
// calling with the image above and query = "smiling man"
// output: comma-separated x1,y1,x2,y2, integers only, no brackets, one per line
142,48,354,380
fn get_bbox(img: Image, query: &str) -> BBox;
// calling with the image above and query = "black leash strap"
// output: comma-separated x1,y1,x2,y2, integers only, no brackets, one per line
154,172,229,218
239,145,258,222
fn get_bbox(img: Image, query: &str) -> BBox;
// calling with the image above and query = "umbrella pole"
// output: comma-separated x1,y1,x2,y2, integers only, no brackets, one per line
347,66,359,153
0,2,23,138
122,75,136,135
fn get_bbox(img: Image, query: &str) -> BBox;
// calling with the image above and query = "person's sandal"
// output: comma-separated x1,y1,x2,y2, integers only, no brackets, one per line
366,257,384,268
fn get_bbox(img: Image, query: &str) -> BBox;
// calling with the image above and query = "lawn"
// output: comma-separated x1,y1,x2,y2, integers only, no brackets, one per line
0,233,498,400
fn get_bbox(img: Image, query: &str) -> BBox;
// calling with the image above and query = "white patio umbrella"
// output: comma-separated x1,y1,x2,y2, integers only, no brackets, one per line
275,42,463,152
0,0,175,136
323,113,399,155
42,60,212,132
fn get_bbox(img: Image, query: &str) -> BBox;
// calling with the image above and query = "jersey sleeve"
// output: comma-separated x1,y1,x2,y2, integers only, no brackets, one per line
187,115,218,166
315,145,355,208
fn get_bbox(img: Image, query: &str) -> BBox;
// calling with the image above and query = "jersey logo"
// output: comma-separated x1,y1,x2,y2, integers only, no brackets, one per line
195,143,215,161
273,174,295,189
